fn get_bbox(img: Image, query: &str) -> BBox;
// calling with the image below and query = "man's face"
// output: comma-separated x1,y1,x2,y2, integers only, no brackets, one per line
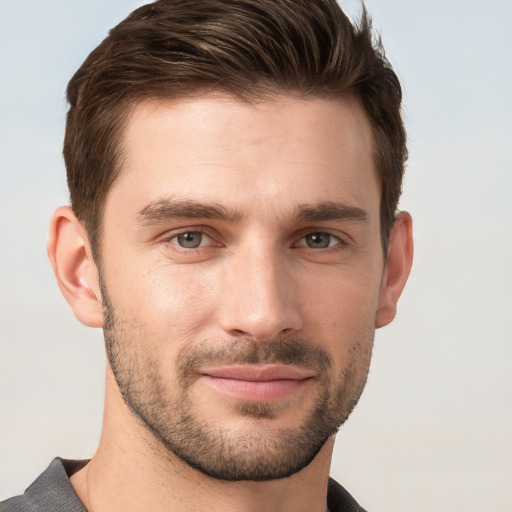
99,94,383,480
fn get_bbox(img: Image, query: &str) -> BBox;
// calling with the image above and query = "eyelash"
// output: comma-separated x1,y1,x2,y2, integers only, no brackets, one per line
164,228,218,252
162,228,348,253
294,232,345,250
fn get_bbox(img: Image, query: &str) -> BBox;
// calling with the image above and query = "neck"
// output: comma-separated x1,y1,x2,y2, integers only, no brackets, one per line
71,368,335,512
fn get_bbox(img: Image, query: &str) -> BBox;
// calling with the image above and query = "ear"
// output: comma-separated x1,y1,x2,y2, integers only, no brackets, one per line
375,211,414,328
47,206,104,328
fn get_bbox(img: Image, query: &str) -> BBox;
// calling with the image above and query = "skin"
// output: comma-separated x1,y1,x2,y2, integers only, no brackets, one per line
48,93,413,512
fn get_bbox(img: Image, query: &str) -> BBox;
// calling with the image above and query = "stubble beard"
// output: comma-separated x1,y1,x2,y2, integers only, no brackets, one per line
102,289,373,482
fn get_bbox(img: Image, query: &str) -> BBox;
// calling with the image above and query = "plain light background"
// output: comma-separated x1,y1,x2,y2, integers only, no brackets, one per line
1,1,511,510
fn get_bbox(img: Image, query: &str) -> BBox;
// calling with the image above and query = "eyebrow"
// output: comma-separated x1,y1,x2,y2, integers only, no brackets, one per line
137,198,242,224
295,201,368,223
137,197,368,225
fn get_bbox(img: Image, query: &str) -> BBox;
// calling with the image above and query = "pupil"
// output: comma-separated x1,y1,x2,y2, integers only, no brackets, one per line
308,233,330,248
178,232,201,248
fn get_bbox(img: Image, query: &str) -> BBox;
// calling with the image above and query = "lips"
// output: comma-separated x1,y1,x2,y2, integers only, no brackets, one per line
199,364,315,402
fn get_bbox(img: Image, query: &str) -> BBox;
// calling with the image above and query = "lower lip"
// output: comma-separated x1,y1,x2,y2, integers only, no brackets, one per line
202,376,311,402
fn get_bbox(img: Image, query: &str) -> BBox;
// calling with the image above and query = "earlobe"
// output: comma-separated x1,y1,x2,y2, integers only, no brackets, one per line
47,206,104,328
375,211,414,328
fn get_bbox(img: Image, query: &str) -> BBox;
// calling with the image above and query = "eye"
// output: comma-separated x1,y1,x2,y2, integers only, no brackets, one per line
171,231,209,249
299,232,341,249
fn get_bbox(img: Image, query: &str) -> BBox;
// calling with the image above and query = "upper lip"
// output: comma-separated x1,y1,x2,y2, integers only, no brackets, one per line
201,364,315,381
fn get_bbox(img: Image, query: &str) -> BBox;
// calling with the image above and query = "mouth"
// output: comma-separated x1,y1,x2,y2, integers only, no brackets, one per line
199,364,315,402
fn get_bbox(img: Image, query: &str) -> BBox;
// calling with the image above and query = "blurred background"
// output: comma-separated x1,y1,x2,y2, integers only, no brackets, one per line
0,1,511,510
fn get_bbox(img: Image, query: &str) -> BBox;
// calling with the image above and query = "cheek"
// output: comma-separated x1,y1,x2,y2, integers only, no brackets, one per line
298,265,381,380
104,257,220,345
301,264,382,330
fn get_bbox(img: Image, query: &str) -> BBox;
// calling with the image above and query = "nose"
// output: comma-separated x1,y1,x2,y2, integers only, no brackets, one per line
218,244,303,342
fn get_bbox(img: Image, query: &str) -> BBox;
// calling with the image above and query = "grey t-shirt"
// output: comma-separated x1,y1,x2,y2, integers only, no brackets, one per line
0,458,367,512
0,459,87,512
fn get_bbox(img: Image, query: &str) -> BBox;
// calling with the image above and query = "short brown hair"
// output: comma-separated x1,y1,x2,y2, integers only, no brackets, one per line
64,0,406,257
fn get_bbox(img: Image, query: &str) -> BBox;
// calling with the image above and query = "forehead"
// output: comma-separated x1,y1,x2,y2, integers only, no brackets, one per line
108,93,379,223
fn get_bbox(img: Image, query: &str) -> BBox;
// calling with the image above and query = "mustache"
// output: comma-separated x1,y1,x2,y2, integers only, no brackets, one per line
177,338,332,381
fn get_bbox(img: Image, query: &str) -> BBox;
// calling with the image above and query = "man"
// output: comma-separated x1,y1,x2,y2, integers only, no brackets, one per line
1,0,413,510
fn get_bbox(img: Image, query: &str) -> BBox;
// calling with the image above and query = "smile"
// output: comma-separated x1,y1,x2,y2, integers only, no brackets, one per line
199,364,315,402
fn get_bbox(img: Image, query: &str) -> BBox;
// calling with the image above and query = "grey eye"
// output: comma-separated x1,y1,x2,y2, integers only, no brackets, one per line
176,232,203,248
304,233,334,249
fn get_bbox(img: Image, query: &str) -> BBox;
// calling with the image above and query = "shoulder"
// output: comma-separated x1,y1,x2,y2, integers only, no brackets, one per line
0,458,88,512
327,477,368,512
